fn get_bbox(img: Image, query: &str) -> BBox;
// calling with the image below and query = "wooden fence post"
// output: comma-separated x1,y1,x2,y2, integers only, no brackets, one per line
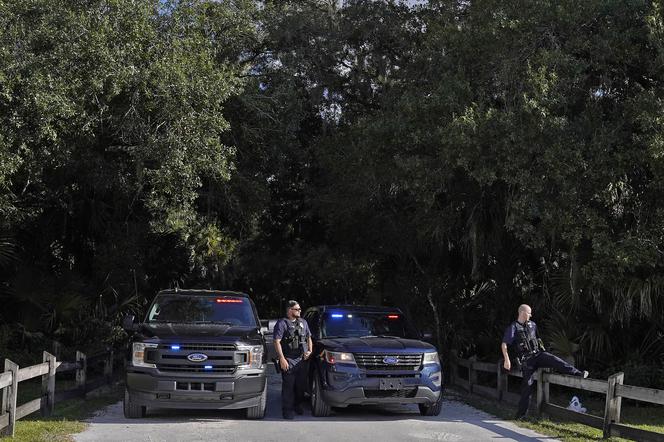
536,368,550,415
469,356,477,393
76,351,87,397
497,360,507,401
104,350,114,383
52,340,62,359
41,351,57,417
603,372,624,438
450,350,458,387
1,359,19,437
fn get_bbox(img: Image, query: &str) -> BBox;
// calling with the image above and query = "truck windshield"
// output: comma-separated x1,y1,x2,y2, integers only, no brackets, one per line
147,296,257,326
321,312,415,339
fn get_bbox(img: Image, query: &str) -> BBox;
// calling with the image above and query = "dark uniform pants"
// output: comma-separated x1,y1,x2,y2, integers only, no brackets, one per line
281,356,308,415
517,351,582,418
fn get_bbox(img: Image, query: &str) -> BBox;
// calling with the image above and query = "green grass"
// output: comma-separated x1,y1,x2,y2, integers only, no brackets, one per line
1,384,122,442
449,386,664,442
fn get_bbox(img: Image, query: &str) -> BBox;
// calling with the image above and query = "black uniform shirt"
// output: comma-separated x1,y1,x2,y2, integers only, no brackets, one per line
273,318,311,358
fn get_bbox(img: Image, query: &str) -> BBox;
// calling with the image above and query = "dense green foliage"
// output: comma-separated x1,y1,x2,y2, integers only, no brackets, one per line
1,0,663,382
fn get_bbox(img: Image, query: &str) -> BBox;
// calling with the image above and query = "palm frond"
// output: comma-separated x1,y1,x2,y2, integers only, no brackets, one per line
0,235,18,268
580,324,612,360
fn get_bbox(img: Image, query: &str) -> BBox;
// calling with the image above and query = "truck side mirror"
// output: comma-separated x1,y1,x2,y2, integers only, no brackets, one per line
122,315,137,332
422,331,434,341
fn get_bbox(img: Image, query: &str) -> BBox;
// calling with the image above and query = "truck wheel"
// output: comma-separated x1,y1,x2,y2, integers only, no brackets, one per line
123,388,146,418
418,392,443,416
310,371,331,417
246,382,267,419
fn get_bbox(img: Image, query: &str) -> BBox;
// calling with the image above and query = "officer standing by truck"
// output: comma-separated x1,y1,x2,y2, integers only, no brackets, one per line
273,300,313,419
501,304,589,420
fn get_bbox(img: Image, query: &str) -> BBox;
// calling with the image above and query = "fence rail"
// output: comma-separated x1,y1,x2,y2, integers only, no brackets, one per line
449,352,664,442
0,346,118,438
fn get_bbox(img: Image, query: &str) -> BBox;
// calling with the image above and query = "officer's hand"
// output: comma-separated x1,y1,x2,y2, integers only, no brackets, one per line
303,350,312,360
503,359,511,371
279,357,289,372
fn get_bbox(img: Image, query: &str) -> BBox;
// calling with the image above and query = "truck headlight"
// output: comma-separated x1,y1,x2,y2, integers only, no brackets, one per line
324,350,356,365
423,351,440,365
237,345,264,369
132,342,158,368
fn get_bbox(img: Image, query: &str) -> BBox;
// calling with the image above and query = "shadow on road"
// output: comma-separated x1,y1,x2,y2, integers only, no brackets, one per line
78,368,559,442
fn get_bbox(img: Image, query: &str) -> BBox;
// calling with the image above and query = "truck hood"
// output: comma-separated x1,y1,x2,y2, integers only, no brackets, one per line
138,323,262,342
319,336,436,353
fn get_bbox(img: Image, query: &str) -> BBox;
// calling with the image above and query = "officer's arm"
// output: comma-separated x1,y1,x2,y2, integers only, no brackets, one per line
274,338,290,371
501,342,511,371
274,338,285,359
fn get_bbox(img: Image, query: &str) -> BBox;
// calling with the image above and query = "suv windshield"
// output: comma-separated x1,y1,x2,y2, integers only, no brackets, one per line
321,312,415,339
147,295,257,326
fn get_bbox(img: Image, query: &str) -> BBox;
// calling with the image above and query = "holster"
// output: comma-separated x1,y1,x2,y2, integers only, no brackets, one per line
271,358,281,374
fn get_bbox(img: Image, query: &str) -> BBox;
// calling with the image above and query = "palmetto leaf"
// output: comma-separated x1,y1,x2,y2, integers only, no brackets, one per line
0,235,17,269
581,324,613,360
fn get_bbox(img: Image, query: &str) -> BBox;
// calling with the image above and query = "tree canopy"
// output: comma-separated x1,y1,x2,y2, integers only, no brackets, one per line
1,0,663,383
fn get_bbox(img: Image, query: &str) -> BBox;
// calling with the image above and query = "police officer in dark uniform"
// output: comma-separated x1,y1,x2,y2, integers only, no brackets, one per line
273,300,313,419
501,304,589,420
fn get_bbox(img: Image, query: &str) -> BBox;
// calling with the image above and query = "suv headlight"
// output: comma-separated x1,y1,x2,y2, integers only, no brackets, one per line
423,351,440,365
237,345,264,369
324,350,356,365
132,342,158,368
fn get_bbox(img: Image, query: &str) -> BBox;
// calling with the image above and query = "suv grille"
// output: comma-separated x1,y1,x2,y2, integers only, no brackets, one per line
354,353,423,370
365,388,418,398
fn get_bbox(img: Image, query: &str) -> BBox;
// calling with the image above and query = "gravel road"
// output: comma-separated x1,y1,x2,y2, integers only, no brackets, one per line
75,368,558,442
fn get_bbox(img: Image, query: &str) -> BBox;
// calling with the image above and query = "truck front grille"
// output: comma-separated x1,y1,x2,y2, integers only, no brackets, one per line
150,342,241,374
176,382,216,391
158,343,236,352
156,364,236,374
354,353,423,371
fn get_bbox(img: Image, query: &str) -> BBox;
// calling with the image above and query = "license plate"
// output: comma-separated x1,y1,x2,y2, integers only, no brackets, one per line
379,378,403,390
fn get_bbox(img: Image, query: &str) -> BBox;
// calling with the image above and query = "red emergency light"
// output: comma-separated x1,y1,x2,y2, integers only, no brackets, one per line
216,298,243,303
387,315,400,319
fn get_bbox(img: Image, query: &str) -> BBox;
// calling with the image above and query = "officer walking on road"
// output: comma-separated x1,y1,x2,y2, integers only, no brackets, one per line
273,300,313,419
501,304,589,420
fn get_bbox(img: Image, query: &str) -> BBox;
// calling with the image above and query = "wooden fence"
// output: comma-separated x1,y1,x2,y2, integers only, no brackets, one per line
449,352,664,442
0,347,118,438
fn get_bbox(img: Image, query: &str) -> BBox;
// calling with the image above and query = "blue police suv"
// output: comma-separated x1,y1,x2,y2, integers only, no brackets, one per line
303,305,443,416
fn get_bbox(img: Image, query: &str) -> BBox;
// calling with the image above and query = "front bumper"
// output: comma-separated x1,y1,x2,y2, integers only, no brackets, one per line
319,362,443,408
126,368,266,410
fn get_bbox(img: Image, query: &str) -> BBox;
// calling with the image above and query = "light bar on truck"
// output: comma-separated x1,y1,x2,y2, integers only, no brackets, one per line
216,298,243,303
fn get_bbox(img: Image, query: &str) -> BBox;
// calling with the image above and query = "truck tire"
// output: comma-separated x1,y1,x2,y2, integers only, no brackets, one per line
246,382,267,419
123,388,146,418
310,371,332,417
418,392,443,416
